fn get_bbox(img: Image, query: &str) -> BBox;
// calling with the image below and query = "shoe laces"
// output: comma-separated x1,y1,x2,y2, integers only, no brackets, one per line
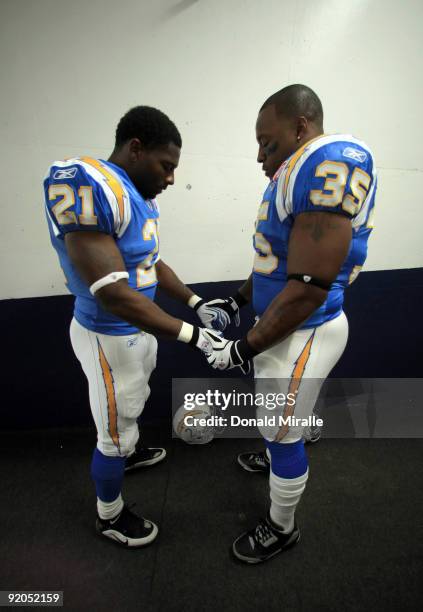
254,520,275,545
250,453,268,467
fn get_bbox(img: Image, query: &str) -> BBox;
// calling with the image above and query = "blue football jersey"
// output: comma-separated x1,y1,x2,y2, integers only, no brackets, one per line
44,157,160,335
252,134,377,327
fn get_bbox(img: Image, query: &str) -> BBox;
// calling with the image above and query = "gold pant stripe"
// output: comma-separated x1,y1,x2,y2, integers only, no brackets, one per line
275,331,315,442
97,338,120,451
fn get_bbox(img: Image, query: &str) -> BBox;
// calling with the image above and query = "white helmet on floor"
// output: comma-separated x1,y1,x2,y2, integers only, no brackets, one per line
173,403,216,445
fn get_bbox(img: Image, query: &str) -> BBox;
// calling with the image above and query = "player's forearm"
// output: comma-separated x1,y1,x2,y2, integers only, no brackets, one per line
97,281,184,339
246,281,327,352
237,274,253,302
156,260,194,304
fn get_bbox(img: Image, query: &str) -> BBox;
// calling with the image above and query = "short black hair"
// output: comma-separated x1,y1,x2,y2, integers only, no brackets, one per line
115,106,182,150
260,84,323,127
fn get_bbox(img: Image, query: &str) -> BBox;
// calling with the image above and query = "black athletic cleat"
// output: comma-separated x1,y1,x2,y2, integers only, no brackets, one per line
125,441,166,472
96,504,158,548
232,514,300,564
237,451,270,473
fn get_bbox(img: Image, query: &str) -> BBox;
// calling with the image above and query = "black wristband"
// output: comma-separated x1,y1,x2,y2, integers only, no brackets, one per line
192,299,204,312
287,274,331,291
237,337,259,360
232,291,249,308
188,326,199,346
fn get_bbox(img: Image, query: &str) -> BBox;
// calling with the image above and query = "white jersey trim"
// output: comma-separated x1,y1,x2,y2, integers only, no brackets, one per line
45,203,60,237
352,168,377,230
275,162,290,224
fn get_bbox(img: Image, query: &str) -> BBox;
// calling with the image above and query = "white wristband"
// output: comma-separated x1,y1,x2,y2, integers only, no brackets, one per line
188,295,202,309
89,271,129,295
177,321,194,343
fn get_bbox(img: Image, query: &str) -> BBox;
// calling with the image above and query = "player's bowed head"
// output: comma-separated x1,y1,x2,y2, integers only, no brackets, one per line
109,106,182,201
256,84,324,179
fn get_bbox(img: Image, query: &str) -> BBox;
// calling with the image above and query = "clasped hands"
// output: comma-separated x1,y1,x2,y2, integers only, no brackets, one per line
190,296,256,375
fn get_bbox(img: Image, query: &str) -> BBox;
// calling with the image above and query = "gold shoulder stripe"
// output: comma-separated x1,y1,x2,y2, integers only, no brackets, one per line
283,135,326,198
81,157,125,222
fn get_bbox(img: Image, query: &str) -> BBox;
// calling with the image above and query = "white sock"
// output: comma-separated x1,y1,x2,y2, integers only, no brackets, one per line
269,470,309,533
97,494,124,521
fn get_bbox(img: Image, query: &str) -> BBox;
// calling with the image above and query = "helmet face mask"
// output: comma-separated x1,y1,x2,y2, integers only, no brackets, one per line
173,403,217,445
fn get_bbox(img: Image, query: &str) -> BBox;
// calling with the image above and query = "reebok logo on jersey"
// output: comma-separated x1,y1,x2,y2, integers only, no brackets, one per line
127,337,139,348
53,167,78,179
342,147,367,163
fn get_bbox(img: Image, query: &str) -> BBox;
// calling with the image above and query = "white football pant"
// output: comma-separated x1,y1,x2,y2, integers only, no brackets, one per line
70,317,157,457
254,311,349,443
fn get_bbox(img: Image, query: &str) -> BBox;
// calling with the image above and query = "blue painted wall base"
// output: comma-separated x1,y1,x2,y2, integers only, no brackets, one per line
2,268,422,429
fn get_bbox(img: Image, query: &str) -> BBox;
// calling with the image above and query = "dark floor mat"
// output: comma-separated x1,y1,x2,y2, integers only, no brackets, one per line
1,430,422,612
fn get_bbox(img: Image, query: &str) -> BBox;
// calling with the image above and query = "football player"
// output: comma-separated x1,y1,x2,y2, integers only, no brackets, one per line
199,85,377,563
44,106,218,548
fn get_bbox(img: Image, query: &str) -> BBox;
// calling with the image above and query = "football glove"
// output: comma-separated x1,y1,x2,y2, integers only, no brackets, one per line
190,292,248,332
177,322,220,356
204,335,258,375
